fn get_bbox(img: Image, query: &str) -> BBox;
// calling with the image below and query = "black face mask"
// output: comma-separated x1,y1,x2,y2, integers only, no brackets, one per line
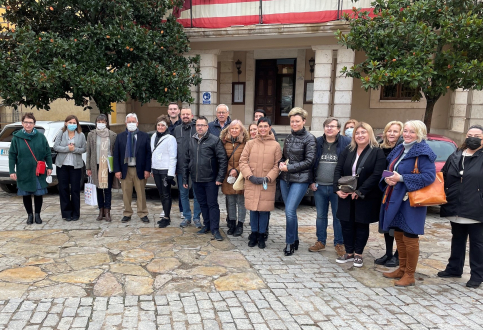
465,137,482,150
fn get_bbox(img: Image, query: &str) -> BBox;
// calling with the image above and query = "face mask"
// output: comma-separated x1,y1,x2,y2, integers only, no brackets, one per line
465,137,482,150
97,123,106,130
67,124,77,131
345,128,354,137
127,123,137,132
227,176,236,184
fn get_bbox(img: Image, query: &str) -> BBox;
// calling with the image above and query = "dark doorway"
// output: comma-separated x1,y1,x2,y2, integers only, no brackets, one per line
255,58,296,125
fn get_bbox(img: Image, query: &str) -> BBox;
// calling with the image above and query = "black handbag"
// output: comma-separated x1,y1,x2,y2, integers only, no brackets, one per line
338,148,373,193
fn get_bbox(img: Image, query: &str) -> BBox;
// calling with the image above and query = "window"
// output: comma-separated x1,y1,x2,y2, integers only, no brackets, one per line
380,84,418,100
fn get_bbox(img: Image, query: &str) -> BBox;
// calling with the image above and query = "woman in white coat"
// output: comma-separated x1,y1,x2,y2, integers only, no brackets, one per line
151,114,177,228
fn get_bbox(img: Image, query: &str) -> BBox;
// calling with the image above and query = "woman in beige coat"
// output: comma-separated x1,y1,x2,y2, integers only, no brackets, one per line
86,114,118,221
239,117,282,249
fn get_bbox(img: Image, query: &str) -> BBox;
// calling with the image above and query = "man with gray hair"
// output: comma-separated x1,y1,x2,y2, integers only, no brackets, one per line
113,113,152,223
208,104,231,137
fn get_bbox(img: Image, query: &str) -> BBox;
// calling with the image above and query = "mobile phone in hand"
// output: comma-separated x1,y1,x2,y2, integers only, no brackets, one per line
382,170,394,178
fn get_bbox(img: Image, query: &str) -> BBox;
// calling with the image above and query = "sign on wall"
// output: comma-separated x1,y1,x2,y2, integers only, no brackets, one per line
202,92,212,105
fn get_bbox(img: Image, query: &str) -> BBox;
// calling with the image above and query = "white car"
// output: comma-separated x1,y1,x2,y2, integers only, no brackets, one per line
0,121,96,193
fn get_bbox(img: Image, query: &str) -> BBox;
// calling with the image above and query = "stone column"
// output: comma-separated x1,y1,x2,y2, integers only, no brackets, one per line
244,51,255,125
294,49,306,108
333,48,355,125
219,51,234,112
449,89,468,133
310,46,334,136
465,90,483,130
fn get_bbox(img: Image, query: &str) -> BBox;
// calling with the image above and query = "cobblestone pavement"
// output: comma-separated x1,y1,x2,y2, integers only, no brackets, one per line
0,189,482,329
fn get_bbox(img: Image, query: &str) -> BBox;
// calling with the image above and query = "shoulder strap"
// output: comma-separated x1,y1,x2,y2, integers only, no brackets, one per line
356,147,373,176
412,157,420,174
153,135,170,153
24,139,38,163
228,143,242,162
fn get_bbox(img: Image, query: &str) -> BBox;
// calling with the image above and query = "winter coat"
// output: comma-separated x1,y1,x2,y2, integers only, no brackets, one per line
280,128,316,183
183,132,228,183
53,130,86,169
173,120,196,175
113,130,152,180
86,129,120,188
208,116,232,137
334,145,386,224
379,140,437,234
440,149,483,222
168,117,182,136
239,132,282,211
220,127,249,195
9,129,53,192
150,132,177,176
312,133,351,181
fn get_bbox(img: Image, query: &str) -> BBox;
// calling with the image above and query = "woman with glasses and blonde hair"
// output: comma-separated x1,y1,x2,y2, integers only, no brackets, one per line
333,122,386,267
380,120,436,287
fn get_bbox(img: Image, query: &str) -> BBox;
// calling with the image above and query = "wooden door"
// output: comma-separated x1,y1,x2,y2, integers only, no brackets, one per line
254,60,277,123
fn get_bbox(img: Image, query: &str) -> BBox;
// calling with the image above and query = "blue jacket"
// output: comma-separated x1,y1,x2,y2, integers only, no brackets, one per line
113,130,152,180
379,140,436,235
312,133,350,182
208,116,232,138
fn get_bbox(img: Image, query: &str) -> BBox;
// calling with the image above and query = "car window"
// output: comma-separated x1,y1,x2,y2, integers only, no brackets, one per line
0,126,46,142
426,140,457,162
81,125,95,140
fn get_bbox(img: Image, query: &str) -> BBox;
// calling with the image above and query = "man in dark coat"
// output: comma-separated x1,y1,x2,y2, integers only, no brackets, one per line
113,113,152,223
208,104,231,137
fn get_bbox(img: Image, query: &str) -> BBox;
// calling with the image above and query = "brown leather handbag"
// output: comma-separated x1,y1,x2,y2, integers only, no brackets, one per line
407,157,447,207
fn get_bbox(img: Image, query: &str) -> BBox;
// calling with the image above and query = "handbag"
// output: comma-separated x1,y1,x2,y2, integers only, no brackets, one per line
24,139,46,176
407,157,447,207
233,172,245,191
338,148,372,193
84,176,98,206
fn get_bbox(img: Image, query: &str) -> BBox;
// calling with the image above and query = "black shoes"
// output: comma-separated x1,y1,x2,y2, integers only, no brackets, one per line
158,218,170,228
294,240,299,251
34,213,42,224
437,271,462,278
375,254,390,265
466,280,482,288
27,214,34,225
226,220,236,235
141,216,150,223
248,232,258,247
197,226,210,234
212,230,223,241
284,243,295,256
121,216,132,223
257,233,266,249
385,255,399,267
233,222,244,237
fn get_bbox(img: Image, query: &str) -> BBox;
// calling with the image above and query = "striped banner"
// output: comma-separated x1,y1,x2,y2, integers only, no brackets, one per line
176,0,373,28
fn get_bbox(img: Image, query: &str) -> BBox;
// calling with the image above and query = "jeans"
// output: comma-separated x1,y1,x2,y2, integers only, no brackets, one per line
445,222,483,282
250,211,269,234
193,181,220,233
280,180,309,244
153,172,172,219
57,165,82,219
226,194,246,223
96,166,114,209
314,185,343,245
177,174,201,221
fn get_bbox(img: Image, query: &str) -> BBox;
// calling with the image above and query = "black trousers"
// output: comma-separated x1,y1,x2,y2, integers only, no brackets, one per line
445,222,483,282
340,201,370,254
153,172,172,219
57,165,82,219
96,165,115,209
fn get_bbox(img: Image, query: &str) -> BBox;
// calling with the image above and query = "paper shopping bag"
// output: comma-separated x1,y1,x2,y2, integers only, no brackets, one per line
84,177,98,206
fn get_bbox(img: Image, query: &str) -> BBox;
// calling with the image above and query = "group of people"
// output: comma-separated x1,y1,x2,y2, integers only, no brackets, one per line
8,104,483,289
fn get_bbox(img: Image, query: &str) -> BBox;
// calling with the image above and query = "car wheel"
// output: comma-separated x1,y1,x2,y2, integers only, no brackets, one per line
0,183,17,193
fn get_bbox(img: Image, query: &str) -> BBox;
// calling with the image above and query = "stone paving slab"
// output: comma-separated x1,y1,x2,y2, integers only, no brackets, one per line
0,190,481,329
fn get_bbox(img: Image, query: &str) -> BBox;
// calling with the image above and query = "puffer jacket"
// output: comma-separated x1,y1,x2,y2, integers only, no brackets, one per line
280,127,316,183
220,127,249,195
150,132,177,176
173,120,196,174
183,132,228,184
239,132,282,211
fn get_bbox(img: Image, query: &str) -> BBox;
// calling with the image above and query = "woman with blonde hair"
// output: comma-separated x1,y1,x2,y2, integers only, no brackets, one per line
380,120,436,286
342,119,358,138
333,122,386,267
221,120,249,236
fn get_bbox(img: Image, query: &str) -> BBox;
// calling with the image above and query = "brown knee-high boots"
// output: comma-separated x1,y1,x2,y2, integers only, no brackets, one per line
395,235,419,287
383,231,406,279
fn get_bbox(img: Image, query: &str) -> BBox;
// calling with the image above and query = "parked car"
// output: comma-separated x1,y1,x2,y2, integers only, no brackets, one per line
0,121,96,193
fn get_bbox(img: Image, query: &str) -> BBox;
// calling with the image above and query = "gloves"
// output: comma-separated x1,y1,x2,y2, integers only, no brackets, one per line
167,176,176,186
249,176,265,185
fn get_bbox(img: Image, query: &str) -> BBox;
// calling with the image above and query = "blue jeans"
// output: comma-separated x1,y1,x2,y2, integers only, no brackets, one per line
177,174,201,221
314,185,343,245
280,180,309,244
250,211,269,234
193,181,220,233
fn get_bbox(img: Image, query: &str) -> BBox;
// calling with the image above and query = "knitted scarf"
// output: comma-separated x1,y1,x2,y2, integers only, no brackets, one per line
97,128,110,189
124,128,138,165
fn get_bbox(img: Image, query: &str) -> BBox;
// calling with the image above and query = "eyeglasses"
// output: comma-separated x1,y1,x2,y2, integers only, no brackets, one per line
216,112,227,115
23,121,34,125
325,125,338,129
196,124,207,127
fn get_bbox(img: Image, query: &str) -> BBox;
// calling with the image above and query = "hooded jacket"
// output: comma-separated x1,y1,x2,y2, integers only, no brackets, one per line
220,126,250,195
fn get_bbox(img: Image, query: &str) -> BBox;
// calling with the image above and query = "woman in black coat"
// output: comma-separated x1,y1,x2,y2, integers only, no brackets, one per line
333,122,386,268
438,124,483,289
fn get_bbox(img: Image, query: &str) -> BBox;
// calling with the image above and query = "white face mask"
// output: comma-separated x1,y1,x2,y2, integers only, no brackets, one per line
227,176,236,184
97,123,106,130
127,123,137,132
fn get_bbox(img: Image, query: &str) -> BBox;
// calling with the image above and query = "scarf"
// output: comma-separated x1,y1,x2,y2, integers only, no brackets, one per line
382,148,405,209
155,130,167,146
124,128,138,164
97,128,110,189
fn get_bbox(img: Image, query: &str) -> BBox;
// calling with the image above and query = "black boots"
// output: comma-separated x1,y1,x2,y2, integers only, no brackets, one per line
248,232,258,247
227,220,236,235
258,233,266,249
27,214,33,225
233,222,244,237
34,213,42,224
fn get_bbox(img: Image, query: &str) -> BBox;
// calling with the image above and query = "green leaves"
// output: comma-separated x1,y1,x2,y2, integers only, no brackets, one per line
0,0,201,113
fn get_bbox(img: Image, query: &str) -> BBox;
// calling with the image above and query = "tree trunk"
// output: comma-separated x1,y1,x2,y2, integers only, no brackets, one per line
423,96,440,133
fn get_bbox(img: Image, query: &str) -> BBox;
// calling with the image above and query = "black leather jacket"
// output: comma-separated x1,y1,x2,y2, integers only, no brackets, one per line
183,132,228,183
173,120,197,174
281,128,317,183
